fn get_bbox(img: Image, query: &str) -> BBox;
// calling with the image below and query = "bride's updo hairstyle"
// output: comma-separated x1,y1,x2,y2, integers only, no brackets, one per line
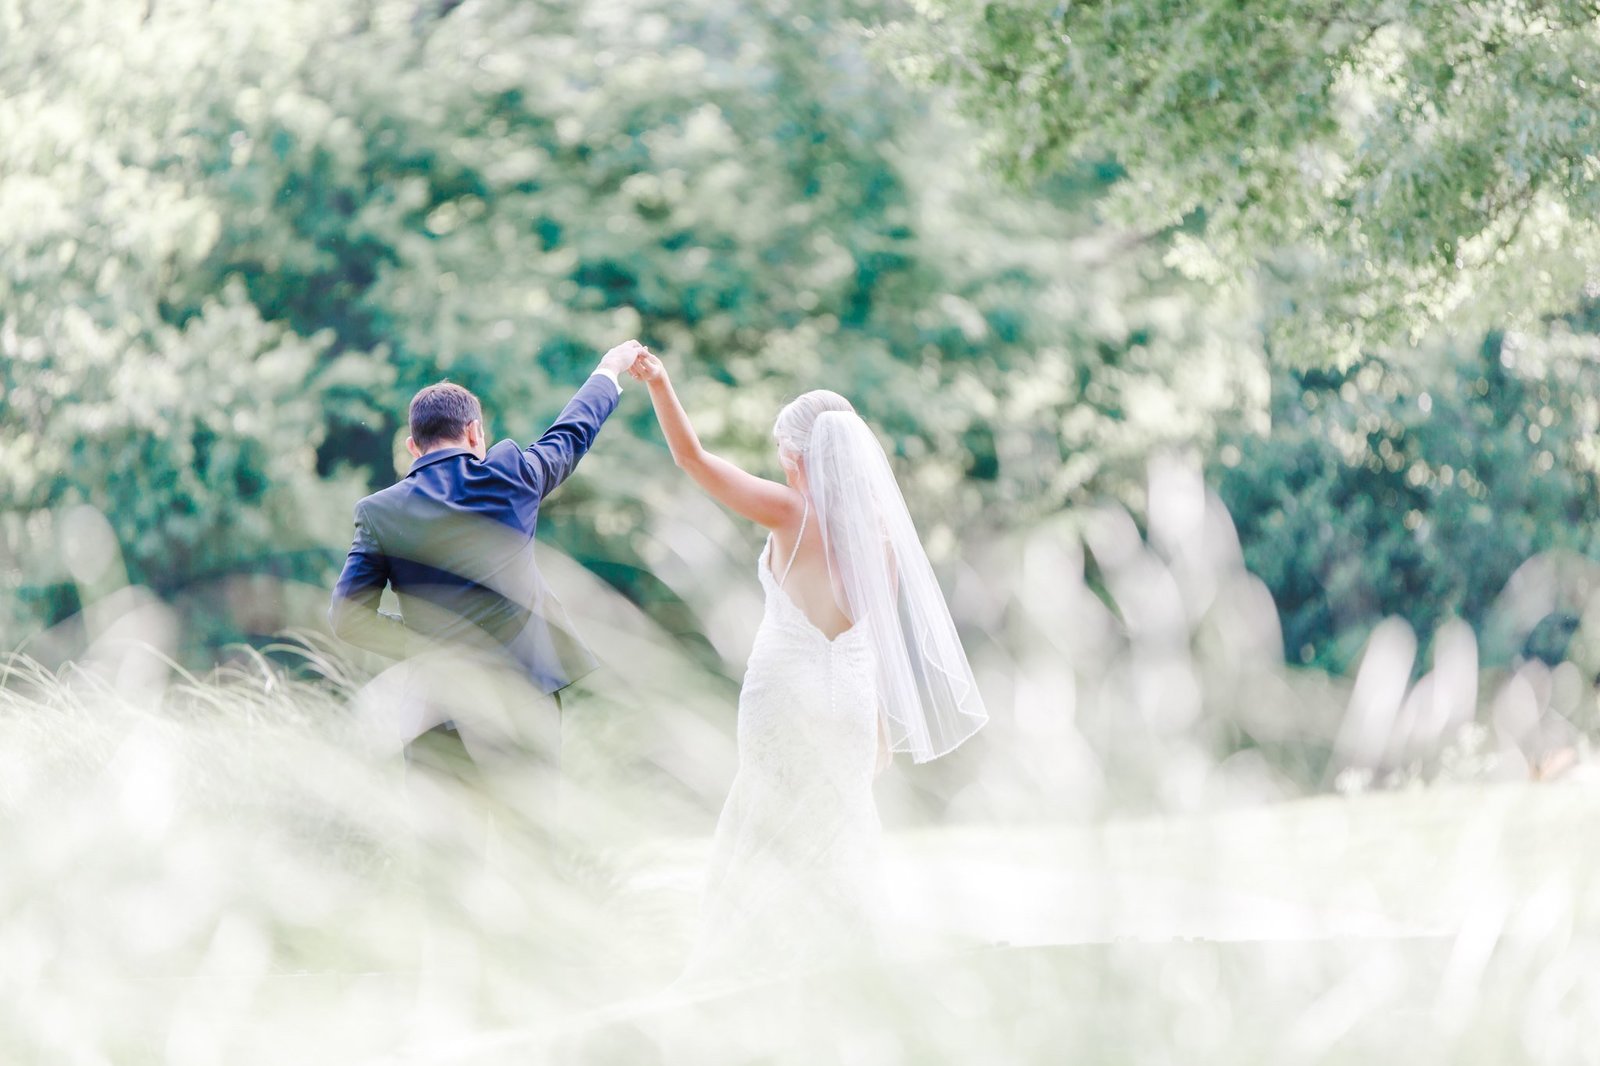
773,389,855,460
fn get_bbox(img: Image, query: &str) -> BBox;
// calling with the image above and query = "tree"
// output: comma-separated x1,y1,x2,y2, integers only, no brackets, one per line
0,0,371,647
885,0,1600,365
1212,304,1600,674
1,0,1266,655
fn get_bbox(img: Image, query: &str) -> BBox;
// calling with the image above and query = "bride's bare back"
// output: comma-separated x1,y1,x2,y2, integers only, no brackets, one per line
767,505,854,640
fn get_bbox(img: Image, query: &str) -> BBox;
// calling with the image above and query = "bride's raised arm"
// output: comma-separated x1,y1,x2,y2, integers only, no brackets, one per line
629,350,804,531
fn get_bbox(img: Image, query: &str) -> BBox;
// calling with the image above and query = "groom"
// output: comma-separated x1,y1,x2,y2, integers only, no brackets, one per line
329,339,647,841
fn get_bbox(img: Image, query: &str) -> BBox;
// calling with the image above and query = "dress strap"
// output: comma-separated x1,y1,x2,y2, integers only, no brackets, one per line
777,498,809,588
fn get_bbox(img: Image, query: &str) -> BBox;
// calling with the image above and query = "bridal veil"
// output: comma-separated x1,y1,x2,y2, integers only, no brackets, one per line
777,392,989,763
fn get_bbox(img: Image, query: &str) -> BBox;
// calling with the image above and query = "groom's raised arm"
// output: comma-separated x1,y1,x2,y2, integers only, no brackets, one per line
518,372,621,493
517,340,642,493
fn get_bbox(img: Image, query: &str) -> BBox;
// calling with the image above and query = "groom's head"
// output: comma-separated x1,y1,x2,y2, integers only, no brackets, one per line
407,381,487,460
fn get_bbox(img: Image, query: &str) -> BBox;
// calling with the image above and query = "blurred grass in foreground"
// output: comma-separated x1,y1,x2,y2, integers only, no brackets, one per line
6,462,1600,1063
5,638,1598,1064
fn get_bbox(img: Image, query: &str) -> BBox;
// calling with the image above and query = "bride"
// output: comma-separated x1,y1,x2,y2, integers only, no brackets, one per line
628,351,988,981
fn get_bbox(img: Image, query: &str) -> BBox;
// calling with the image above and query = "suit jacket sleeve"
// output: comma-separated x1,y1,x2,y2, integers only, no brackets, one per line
519,373,621,494
329,502,414,659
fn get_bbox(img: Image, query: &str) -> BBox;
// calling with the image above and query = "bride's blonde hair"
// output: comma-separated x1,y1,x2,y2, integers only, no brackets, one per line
773,389,854,459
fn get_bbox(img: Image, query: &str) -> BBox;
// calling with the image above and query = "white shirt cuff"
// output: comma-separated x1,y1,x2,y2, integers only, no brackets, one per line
590,367,622,393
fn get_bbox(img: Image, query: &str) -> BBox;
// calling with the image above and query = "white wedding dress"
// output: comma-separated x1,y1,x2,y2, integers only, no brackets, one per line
680,507,885,981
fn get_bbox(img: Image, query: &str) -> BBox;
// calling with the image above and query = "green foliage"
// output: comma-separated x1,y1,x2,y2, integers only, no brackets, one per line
0,0,1265,653
887,0,1600,364
1213,309,1600,674
0,0,371,641
11,0,1594,697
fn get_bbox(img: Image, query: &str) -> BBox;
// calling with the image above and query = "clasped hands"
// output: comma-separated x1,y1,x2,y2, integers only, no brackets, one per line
597,339,667,386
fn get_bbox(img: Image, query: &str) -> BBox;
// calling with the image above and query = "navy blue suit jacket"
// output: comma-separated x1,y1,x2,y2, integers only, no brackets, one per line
329,374,620,694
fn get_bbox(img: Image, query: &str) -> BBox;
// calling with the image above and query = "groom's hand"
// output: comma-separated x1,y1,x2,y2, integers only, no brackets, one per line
598,339,646,378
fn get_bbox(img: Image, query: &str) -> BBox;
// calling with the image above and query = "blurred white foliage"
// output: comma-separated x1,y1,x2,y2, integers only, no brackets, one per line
5,466,1600,1061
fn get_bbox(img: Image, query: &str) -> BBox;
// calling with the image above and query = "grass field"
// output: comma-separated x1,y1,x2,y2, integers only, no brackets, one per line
547,780,1600,1066
5,634,1599,1066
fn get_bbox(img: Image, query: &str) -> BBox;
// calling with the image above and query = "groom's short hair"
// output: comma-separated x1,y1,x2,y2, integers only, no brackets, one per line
409,381,483,448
